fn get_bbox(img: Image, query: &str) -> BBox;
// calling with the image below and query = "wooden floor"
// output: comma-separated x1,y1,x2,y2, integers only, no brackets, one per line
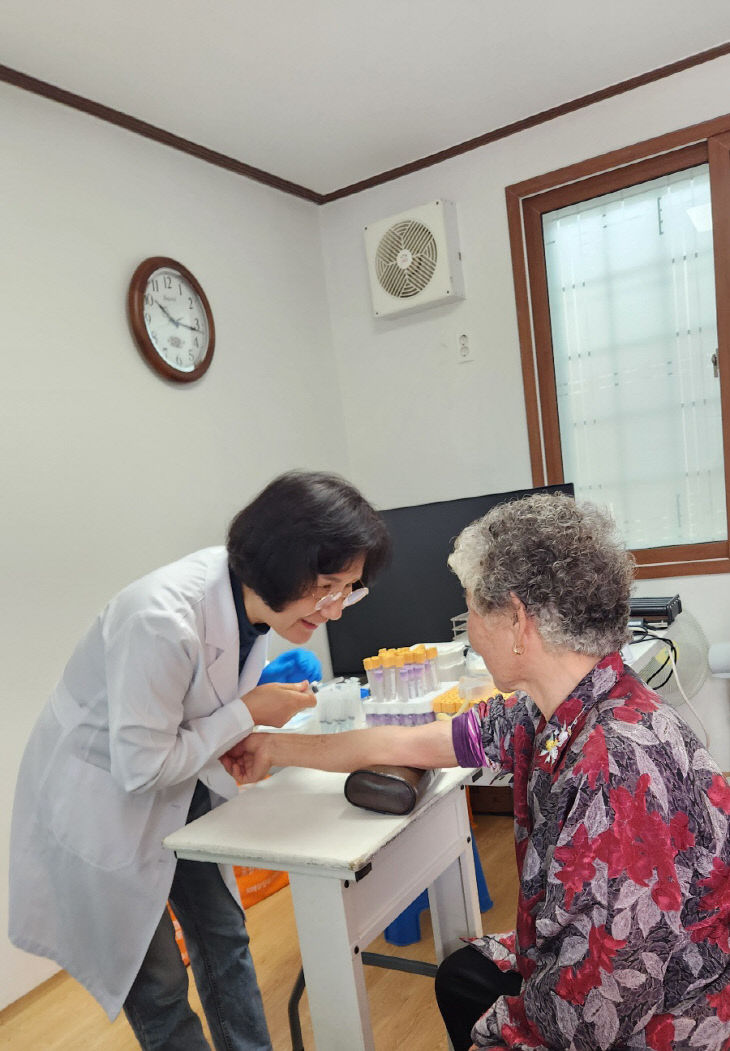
0,813,517,1050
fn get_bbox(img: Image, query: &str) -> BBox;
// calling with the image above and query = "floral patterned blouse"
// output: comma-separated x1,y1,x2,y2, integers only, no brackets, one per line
451,651,730,1050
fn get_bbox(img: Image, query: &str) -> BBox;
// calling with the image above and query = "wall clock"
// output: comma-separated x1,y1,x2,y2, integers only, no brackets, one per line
127,257,215,382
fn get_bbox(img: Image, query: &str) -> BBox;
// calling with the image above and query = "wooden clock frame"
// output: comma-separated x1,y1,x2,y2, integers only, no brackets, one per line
127,256,216,383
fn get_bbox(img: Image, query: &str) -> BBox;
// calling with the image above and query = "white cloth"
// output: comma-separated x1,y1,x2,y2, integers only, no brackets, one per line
9,546,268,1019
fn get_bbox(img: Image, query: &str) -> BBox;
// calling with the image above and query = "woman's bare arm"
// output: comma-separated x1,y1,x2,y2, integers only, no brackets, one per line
222,719,458,783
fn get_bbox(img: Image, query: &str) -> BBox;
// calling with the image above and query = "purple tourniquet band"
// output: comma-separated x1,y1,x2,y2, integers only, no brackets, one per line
451,708,485,768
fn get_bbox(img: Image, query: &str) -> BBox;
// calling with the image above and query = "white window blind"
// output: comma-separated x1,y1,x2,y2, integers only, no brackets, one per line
543,164,725,550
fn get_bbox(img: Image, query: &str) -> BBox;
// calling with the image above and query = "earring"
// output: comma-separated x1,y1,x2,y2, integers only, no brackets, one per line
512,644,524,655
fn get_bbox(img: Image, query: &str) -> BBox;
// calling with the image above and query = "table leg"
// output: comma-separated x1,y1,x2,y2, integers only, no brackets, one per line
289,872,375,1051
429,843,482,1051
429,840,483,963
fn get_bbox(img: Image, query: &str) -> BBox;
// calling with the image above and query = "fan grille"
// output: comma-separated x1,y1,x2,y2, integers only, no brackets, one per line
639,612,709,706
375,220,438,298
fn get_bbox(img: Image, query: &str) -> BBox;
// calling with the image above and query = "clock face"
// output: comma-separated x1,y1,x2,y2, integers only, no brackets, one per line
128,257,215,382
143,267,210,373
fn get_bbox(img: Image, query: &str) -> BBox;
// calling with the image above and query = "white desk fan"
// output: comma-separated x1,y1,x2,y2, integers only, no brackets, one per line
634,611,710,742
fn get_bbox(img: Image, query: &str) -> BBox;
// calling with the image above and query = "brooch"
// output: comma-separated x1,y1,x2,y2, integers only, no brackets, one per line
538,714,581,766
539,728,570,764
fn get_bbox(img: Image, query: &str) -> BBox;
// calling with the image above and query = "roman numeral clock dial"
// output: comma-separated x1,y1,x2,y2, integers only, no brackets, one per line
127,257,215,382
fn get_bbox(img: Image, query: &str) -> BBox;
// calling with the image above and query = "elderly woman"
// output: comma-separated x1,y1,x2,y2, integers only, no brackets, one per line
226,494,730,1050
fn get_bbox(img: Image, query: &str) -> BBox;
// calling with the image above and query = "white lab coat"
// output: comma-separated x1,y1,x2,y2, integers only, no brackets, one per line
9,546,268,1020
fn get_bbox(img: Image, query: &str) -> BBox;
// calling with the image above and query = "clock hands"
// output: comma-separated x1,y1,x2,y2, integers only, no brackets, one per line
155,300,180,327
155,299,201,334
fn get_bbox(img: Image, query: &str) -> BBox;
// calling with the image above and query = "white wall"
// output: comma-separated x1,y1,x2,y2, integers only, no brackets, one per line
319,56,730,769
0,84,346,1009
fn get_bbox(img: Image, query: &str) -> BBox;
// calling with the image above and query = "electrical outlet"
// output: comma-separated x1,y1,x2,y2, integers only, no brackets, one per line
457,333,474,363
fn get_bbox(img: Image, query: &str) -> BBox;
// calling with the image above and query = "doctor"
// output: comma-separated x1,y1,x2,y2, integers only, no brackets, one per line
9,469,390,1051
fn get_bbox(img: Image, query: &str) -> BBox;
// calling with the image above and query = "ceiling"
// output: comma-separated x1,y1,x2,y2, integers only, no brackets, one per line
2,1,730,197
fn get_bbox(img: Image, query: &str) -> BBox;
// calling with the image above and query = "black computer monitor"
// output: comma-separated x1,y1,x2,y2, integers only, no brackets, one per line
326,483,574,677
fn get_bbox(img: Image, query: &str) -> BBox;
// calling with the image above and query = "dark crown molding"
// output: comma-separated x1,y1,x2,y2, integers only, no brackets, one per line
2,41,730,205
0,63,324,204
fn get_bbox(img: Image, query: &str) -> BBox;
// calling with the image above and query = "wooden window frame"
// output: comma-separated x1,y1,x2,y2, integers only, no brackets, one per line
506,114,730,579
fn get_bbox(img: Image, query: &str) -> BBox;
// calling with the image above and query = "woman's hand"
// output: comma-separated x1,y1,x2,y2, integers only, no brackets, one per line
220,734,273,784
242,680,316,728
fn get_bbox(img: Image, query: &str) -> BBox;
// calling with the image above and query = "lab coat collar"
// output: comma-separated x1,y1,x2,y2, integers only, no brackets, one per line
204,547,238,650
204,548,242,704
203,547,269,704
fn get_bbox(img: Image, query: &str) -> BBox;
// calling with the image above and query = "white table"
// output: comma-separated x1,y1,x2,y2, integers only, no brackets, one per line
164,765,484,1051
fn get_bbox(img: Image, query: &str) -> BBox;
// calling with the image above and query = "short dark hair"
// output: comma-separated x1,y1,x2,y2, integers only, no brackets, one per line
227,470,391,611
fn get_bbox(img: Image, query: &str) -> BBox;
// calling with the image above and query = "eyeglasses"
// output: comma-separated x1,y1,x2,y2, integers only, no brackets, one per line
311,583,369,612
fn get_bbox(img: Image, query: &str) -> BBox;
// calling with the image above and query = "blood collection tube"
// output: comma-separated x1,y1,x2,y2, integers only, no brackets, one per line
363,656,384,701
395,652,410,702
425,646,440,692
411,647,427,697
382,651,397,700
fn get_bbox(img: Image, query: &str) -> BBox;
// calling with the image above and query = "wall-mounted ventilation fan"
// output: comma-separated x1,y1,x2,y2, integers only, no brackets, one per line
364,200,465,318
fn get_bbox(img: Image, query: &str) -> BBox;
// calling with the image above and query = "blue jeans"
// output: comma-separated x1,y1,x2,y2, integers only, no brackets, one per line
123,781,272,1051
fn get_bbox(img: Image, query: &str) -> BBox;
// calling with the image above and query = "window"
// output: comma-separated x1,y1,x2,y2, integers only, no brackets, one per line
507,120,730,577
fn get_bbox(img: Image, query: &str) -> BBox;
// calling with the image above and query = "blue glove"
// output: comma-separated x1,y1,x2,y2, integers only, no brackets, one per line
258,648,322,685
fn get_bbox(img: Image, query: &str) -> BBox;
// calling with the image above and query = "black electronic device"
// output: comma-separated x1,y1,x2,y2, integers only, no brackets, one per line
326,482,574,678
629,594,682,629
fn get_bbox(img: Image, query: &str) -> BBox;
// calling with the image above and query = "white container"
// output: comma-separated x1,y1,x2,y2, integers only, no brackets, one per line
317,678,363,732
424,640,466,682
465,647,488,676
458,674,495,702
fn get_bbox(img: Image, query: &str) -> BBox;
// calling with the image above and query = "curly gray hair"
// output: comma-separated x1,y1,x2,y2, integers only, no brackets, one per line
448,493,635,654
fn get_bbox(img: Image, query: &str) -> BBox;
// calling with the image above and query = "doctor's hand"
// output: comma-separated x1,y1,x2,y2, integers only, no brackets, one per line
220,733,273,784
241,680,315,729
